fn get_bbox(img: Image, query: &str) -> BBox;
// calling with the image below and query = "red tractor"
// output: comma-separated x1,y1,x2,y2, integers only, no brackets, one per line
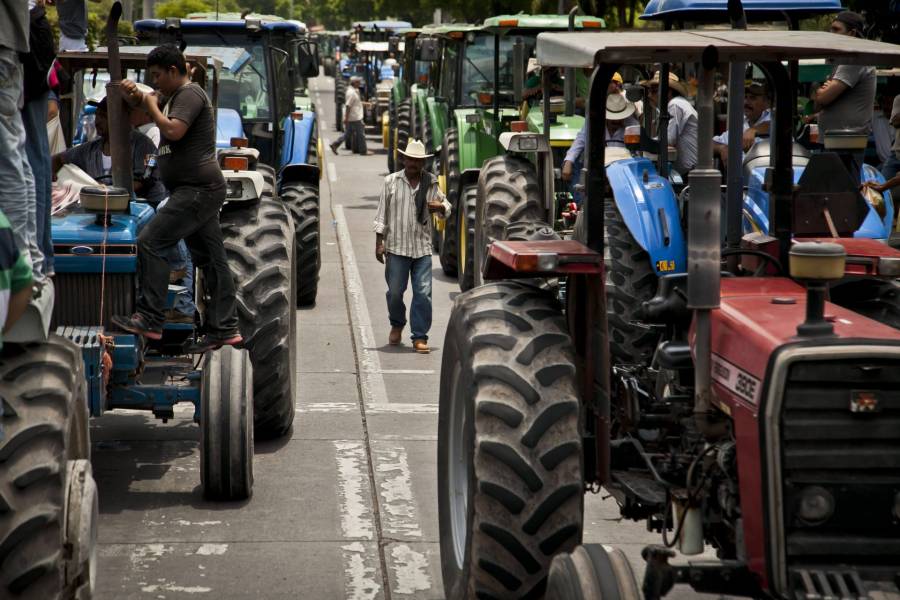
437,28,900,599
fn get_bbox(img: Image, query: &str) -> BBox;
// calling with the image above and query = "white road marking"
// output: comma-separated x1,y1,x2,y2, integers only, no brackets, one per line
334,205,389,406
194,544,228,556
342,542,382,600
389,544,432,596
297,403,437,414
380,369,435,375
328,161,338,183
374,445,422,538
334,441,375,540
141,582,212,594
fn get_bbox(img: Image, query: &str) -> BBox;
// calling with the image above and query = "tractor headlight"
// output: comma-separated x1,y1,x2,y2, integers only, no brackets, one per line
226,180,244,199
797,485,834,525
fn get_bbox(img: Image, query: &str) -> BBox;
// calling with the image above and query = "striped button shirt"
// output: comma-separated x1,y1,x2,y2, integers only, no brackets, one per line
373,171,451,259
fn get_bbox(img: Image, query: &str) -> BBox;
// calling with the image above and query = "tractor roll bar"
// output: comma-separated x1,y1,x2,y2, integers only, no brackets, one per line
105,1,133,196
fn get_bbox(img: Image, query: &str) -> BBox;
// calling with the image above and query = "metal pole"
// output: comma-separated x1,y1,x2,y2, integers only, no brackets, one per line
657,20,672,179
493,33,500,140
726,0,748,269
105,2,133,196
564,6,580,117
687,47,721,418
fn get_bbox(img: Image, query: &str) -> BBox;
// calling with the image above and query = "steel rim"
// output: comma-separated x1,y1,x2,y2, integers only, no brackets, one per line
447,361,468,569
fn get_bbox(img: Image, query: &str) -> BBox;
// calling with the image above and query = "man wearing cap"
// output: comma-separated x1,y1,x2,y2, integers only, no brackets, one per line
330,76,368,155
814,11,875,142
373,140,451,354
644,71,698,177
713,81,771,166
562,94,639,195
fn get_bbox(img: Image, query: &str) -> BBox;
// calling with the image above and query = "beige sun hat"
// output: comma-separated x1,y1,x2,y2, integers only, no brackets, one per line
606,93,636,121
640,71,694,98
398,139,433,159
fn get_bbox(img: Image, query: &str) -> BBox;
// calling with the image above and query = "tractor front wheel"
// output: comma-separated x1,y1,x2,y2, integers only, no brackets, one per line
438,281,583,599
335,78,346,132
201,346,254,501
396,98,412,166
220,199,297,439
280,182,321,306
457,183,478,291
0,336,97,600
545,544,641,600
473,155,544,288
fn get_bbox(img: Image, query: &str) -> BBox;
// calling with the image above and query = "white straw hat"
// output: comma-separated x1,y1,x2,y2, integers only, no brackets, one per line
606,93,636,121
398,139,433,159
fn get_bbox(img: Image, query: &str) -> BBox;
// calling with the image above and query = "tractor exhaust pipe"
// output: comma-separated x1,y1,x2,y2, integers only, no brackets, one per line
105,1,134,197
564,5,580,117
688,47,721,421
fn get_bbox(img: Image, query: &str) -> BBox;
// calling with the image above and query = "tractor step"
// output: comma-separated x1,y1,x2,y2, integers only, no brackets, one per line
611,470,666,508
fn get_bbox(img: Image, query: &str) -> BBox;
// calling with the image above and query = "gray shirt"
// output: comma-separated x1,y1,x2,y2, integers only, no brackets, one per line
667,96,698,176
0,1,30,53
373,171,451,259
818,64,876,135
891,95,900,158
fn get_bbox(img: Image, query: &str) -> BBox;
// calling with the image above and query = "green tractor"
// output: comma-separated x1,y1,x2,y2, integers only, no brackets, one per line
384,29,442,173
423,15,603,286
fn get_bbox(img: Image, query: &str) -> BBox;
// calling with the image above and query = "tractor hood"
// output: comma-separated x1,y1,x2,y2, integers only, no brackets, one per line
52,202,155,273
640,0,841,21
525,110,583,144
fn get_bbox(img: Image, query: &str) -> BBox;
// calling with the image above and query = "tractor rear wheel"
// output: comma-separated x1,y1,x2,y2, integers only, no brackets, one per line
201,346,254,501
421,109,435,172
387,97,396,173
603,199,659,366
0,336,97,600
439,128,460,277
335,78,346,132
396,98,412,164
438,282,583,599
324,57,334,77
457,183,478,291
280,182,320,306
473,155,544,287
220,199,297,439
257,163,276,198
545,545,640,600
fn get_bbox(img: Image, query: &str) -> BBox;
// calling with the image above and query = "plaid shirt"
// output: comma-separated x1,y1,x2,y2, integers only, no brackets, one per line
373,171,451,259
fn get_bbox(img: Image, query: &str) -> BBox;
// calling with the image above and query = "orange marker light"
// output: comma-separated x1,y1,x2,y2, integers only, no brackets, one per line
809,124,819,145
291,111,303,120
223,156,249,171
582,20,603,28
498,19,518,27
230,137,248,148
624,125,640,145
510,120,528,132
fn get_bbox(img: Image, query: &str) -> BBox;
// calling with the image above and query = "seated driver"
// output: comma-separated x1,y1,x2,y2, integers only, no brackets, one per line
713,80,771,166
52,96,166,206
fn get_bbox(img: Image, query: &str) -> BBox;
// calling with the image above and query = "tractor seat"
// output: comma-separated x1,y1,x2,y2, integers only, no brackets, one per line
742,139,810,177
656,341,693,370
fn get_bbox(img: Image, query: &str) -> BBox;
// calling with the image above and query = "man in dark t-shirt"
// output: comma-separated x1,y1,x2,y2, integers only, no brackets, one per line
113,45,241,350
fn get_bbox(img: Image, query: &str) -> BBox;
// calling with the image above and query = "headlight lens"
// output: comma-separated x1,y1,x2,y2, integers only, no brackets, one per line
797,485,834,525
226,180,243,198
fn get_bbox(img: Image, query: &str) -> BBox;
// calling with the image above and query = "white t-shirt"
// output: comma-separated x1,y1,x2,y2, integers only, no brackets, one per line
138,123,161,148
344,86,364,123
101,154,112,174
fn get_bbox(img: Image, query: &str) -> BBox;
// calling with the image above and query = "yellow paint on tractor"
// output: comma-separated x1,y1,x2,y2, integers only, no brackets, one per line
382,112,390,148
317,136,324,179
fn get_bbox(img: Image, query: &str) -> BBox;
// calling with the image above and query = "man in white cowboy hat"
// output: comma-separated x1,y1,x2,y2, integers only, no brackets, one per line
373,139,451,354
330,76,369,155
561,93,639,196
642,70,698,177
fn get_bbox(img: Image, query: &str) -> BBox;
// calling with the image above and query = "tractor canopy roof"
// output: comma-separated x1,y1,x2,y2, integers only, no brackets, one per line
352,20,413,32
641,0,841,21
421,23,481,37
482,14,605,31
536,29,900,69
135,16,304,33
59,47,220,74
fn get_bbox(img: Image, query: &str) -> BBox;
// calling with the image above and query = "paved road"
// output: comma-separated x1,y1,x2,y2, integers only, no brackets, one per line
92,74,715,599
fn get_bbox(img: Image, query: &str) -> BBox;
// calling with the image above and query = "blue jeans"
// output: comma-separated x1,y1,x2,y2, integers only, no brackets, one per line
385,253,432,341
22,91,54,275
0,49,44,279
155,197,195,316
882,155,900,181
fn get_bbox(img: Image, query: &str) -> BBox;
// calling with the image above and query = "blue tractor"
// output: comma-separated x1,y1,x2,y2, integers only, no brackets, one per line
564,0,894,366
135,14,323,307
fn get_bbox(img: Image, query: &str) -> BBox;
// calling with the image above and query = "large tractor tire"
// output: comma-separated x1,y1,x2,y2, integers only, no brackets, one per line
396,98,412,162
323,57,334,77
438,281,583,599
280,182,320,306
201,346,254,501
603,199,659,366
473,155,544,288
257,163,277,201
0,336,98,600
421,109,435,172
335,78,346,132
439,128,461,277
545,545,641,600
387,97,397,173
220,199,297,439
457,183,478,291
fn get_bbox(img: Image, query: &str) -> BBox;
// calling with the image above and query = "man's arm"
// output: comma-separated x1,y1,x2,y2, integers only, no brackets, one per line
374,177,390,263
562,127,586,181
122,80,191,141
52,152,67,174
890,96,900,127
814,78,849,110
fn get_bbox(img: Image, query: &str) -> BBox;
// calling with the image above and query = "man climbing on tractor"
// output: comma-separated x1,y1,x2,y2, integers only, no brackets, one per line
112,44,241,351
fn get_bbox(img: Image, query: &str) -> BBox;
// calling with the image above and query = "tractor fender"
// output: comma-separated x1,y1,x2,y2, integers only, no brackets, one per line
216,108,244,149
459,168,480,190
606,156,686,275
280,112,316,168
280,163,320,187
452,109,506,172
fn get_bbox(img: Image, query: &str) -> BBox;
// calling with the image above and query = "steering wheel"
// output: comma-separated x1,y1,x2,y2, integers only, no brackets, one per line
721,248,784,277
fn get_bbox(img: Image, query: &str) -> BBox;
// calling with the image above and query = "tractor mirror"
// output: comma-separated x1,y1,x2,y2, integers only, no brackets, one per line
512,37,526,105
388,35,400,55
416,38,439,62
297,41,319,78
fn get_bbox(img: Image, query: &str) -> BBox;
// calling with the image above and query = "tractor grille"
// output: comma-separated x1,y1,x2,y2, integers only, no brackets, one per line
53,273,136,329
780,358,900,567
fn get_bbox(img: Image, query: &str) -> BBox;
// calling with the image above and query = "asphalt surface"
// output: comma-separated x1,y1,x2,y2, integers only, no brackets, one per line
91,73,718,599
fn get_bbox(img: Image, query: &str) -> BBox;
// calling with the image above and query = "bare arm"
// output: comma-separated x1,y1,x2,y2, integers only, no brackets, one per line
813,79,849,111
4,286,32,332
52,152,66,174
144,98,189,141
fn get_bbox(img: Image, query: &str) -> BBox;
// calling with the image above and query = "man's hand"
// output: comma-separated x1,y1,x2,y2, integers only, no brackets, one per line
862,180,887,194
742,127,757,152
427,200,444,214
121,79,143,108
375,240,385,263
561,160,574,182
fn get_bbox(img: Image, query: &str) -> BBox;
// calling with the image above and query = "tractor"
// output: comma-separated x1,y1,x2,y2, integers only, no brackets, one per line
317,30,347,77
420,15,603,288
334,20,412,140
135,14,323,307
437,23,900,600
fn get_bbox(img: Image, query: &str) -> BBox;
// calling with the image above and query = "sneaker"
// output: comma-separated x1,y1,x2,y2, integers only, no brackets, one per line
329,142,340,155
111,313,163,340
182,332,244,354
165,309,194,324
